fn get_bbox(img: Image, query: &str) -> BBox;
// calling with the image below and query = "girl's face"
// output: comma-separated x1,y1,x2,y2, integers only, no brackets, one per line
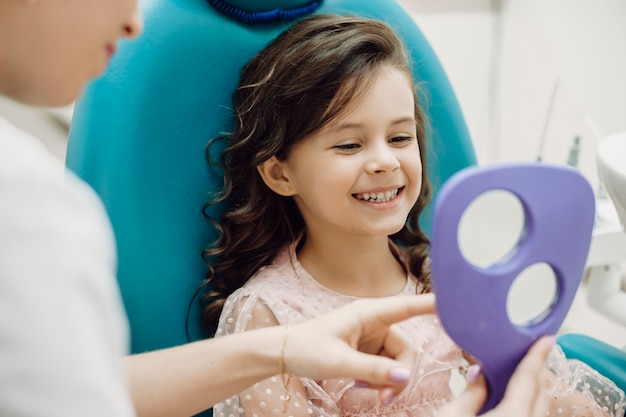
0,0,142,107
277,66,422,239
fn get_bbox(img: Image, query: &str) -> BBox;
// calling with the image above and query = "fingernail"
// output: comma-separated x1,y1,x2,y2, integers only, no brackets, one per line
466,364,481,383
384,394,397,406
390,367,411,383
353,380,370,388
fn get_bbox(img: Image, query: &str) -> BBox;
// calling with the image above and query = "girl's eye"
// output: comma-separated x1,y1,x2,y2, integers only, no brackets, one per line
390,136,414,144
333,143,361,152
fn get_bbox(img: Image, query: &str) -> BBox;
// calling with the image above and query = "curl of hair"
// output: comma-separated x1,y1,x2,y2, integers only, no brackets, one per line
200,14,432,335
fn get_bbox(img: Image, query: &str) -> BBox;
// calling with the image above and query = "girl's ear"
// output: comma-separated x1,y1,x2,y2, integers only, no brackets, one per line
257,156,294,196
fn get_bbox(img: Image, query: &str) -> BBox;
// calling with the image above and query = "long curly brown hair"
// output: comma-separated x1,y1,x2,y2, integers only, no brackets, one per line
200,14,433,336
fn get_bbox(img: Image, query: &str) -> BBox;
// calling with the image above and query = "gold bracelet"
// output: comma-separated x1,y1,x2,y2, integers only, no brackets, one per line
279,325,292,413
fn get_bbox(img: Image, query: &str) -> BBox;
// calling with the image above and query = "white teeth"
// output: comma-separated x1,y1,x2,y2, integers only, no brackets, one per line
356,188,399,203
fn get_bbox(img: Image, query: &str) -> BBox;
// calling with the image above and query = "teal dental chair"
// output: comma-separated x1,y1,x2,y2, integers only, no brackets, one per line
65,0,625,415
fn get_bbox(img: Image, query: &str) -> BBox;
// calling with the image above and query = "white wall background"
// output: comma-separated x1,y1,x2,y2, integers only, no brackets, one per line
399,0,626,190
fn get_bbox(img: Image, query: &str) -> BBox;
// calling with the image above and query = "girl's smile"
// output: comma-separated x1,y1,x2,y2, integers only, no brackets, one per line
353,186,403,203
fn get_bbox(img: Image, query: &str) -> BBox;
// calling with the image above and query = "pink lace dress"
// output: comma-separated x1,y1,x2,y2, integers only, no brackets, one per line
213,240,625,417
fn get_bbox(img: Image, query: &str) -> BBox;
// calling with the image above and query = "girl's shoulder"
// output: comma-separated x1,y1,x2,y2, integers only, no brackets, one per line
217,242,315,328
243,244,301,290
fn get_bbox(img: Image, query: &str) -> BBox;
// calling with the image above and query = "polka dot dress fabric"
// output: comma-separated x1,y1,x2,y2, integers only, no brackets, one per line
213,239,625,417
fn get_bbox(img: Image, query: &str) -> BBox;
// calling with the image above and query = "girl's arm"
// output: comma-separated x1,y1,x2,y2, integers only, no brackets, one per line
126,294,434,417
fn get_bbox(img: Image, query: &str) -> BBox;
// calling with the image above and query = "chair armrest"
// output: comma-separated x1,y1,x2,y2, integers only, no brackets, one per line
558,333,626,394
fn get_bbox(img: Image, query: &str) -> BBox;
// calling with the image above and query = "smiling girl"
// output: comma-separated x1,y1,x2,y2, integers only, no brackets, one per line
201,14,461,417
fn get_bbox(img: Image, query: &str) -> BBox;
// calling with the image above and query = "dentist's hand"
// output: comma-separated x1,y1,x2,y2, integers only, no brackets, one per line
285,294,436,404
438,335,553,417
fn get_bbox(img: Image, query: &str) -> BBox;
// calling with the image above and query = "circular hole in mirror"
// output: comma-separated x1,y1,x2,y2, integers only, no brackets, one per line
507,262,558,327
457,189,526,268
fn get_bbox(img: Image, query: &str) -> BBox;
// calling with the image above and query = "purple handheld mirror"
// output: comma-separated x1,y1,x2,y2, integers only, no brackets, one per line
430,163,595,413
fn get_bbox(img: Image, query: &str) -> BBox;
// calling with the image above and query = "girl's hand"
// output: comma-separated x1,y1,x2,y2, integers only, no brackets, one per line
438,335,554,417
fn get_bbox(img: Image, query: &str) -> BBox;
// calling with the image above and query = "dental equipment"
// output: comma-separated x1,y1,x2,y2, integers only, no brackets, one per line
586,132,626,326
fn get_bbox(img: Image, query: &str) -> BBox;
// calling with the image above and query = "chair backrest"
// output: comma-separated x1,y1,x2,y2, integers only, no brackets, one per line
66,0,476,355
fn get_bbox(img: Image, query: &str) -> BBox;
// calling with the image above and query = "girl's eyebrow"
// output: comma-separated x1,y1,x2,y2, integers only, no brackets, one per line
390,116,416,125
329,116,416,133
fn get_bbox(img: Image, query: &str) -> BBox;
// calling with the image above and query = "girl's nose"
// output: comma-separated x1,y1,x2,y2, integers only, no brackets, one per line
365,146,401,174
123,10,143,39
